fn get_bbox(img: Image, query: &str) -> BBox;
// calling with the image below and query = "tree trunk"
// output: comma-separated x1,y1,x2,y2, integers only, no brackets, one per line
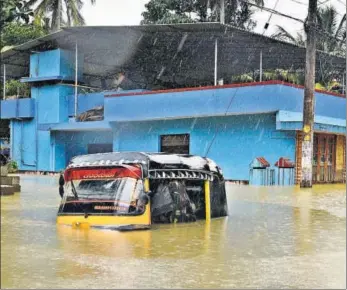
301,0,317,188
56,0,61,31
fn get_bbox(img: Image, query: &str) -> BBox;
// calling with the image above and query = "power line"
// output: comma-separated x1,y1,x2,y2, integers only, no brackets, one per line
289,0,307,6
204,87,239,157
318,0,331,6
262,0,281,35
241,0,305,23
336,0,346,7
243,0,346,44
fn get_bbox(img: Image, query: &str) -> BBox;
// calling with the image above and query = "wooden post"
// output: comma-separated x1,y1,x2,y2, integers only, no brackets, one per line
301,0,317,188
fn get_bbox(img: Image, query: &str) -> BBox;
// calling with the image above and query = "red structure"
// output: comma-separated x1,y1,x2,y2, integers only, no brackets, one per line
275,157,295,168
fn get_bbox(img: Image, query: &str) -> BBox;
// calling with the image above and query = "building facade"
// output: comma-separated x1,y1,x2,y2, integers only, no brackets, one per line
1,48,346,185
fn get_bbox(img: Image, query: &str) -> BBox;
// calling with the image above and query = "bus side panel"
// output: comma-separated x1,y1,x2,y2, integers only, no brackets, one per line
210,177,228,218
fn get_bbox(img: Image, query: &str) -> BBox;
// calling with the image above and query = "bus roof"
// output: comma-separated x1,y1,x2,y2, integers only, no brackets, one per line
67,152,221,174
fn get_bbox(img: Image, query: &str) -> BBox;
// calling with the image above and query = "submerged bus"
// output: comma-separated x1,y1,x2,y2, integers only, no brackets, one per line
57,152,228,230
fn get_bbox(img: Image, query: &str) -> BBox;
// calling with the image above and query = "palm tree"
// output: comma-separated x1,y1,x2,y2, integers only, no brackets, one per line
271,26,306,46
206,0,264,29
272,5,346,88
272,5,346,54
26,0,95,31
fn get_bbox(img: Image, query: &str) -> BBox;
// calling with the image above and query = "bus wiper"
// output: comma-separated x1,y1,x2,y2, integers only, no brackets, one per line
71,181,79,199
71,181,89,217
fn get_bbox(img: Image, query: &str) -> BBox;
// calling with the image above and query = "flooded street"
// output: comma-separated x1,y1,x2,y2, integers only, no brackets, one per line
1,175,346,289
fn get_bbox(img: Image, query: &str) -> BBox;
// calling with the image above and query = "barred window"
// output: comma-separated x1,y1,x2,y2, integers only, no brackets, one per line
87,144,113,154
160,134,190,154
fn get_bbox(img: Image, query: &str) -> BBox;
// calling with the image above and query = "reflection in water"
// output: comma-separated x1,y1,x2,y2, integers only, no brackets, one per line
1,176,346,289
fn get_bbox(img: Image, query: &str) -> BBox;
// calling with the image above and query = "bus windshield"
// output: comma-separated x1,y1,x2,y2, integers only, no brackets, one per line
67,177,143,201
60,166,145,215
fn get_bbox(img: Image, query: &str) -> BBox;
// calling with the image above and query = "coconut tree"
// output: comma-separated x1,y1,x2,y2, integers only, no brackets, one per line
272,5,346,54
207,0,264,29
25,0,95,31
271,26,306,46
271,5,346,88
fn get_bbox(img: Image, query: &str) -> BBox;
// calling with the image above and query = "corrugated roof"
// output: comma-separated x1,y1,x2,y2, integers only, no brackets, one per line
1,23,345,88
256,157,270,167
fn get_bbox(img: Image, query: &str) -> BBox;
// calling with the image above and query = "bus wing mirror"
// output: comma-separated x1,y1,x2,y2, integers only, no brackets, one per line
59,174,65,198
59,186,64,198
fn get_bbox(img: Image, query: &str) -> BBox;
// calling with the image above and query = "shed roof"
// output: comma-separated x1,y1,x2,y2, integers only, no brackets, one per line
1,23,345,88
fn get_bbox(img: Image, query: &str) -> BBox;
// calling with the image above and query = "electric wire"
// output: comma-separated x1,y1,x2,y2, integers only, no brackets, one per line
262,0,281,35
204,87,240,157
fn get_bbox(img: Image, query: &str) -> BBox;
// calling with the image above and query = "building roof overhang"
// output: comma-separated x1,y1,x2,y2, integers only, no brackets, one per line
1,23,346,89
276,110,346,135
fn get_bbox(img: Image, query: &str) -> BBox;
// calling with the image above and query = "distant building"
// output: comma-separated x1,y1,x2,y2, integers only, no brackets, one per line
1,24,346,185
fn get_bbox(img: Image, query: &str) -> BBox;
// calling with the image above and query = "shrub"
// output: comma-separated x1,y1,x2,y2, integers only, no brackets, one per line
7,160,18,173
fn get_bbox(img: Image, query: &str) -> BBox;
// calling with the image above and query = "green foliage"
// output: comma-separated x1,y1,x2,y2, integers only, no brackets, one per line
272,5,346,54
272,5,346,88
7,160,18,173
0,79,31,99
141,0,263,30
1,22,47,49
27,0,95,31
1,0,34,29
231,69,305,85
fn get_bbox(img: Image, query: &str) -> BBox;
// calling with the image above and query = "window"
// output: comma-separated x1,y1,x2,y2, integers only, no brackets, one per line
160,134,190,154
87,143,113,154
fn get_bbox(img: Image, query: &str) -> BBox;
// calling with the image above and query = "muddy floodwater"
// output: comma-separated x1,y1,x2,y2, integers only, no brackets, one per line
1,175,346,289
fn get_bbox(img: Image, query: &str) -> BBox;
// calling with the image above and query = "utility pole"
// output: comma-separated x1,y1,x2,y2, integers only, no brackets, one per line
301,0,317,188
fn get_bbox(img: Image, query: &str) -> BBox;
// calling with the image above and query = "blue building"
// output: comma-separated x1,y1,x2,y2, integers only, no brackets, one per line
1,24,346,185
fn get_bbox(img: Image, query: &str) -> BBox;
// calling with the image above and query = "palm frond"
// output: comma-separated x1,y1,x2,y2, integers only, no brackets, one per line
335,13,346,40
251,0,264,6
34,0,51,19
65,0,85,26
271,25,298,43
25,0,41,8
317,6,337,36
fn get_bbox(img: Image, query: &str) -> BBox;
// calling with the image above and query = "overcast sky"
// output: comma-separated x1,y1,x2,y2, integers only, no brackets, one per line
81,0,346,37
